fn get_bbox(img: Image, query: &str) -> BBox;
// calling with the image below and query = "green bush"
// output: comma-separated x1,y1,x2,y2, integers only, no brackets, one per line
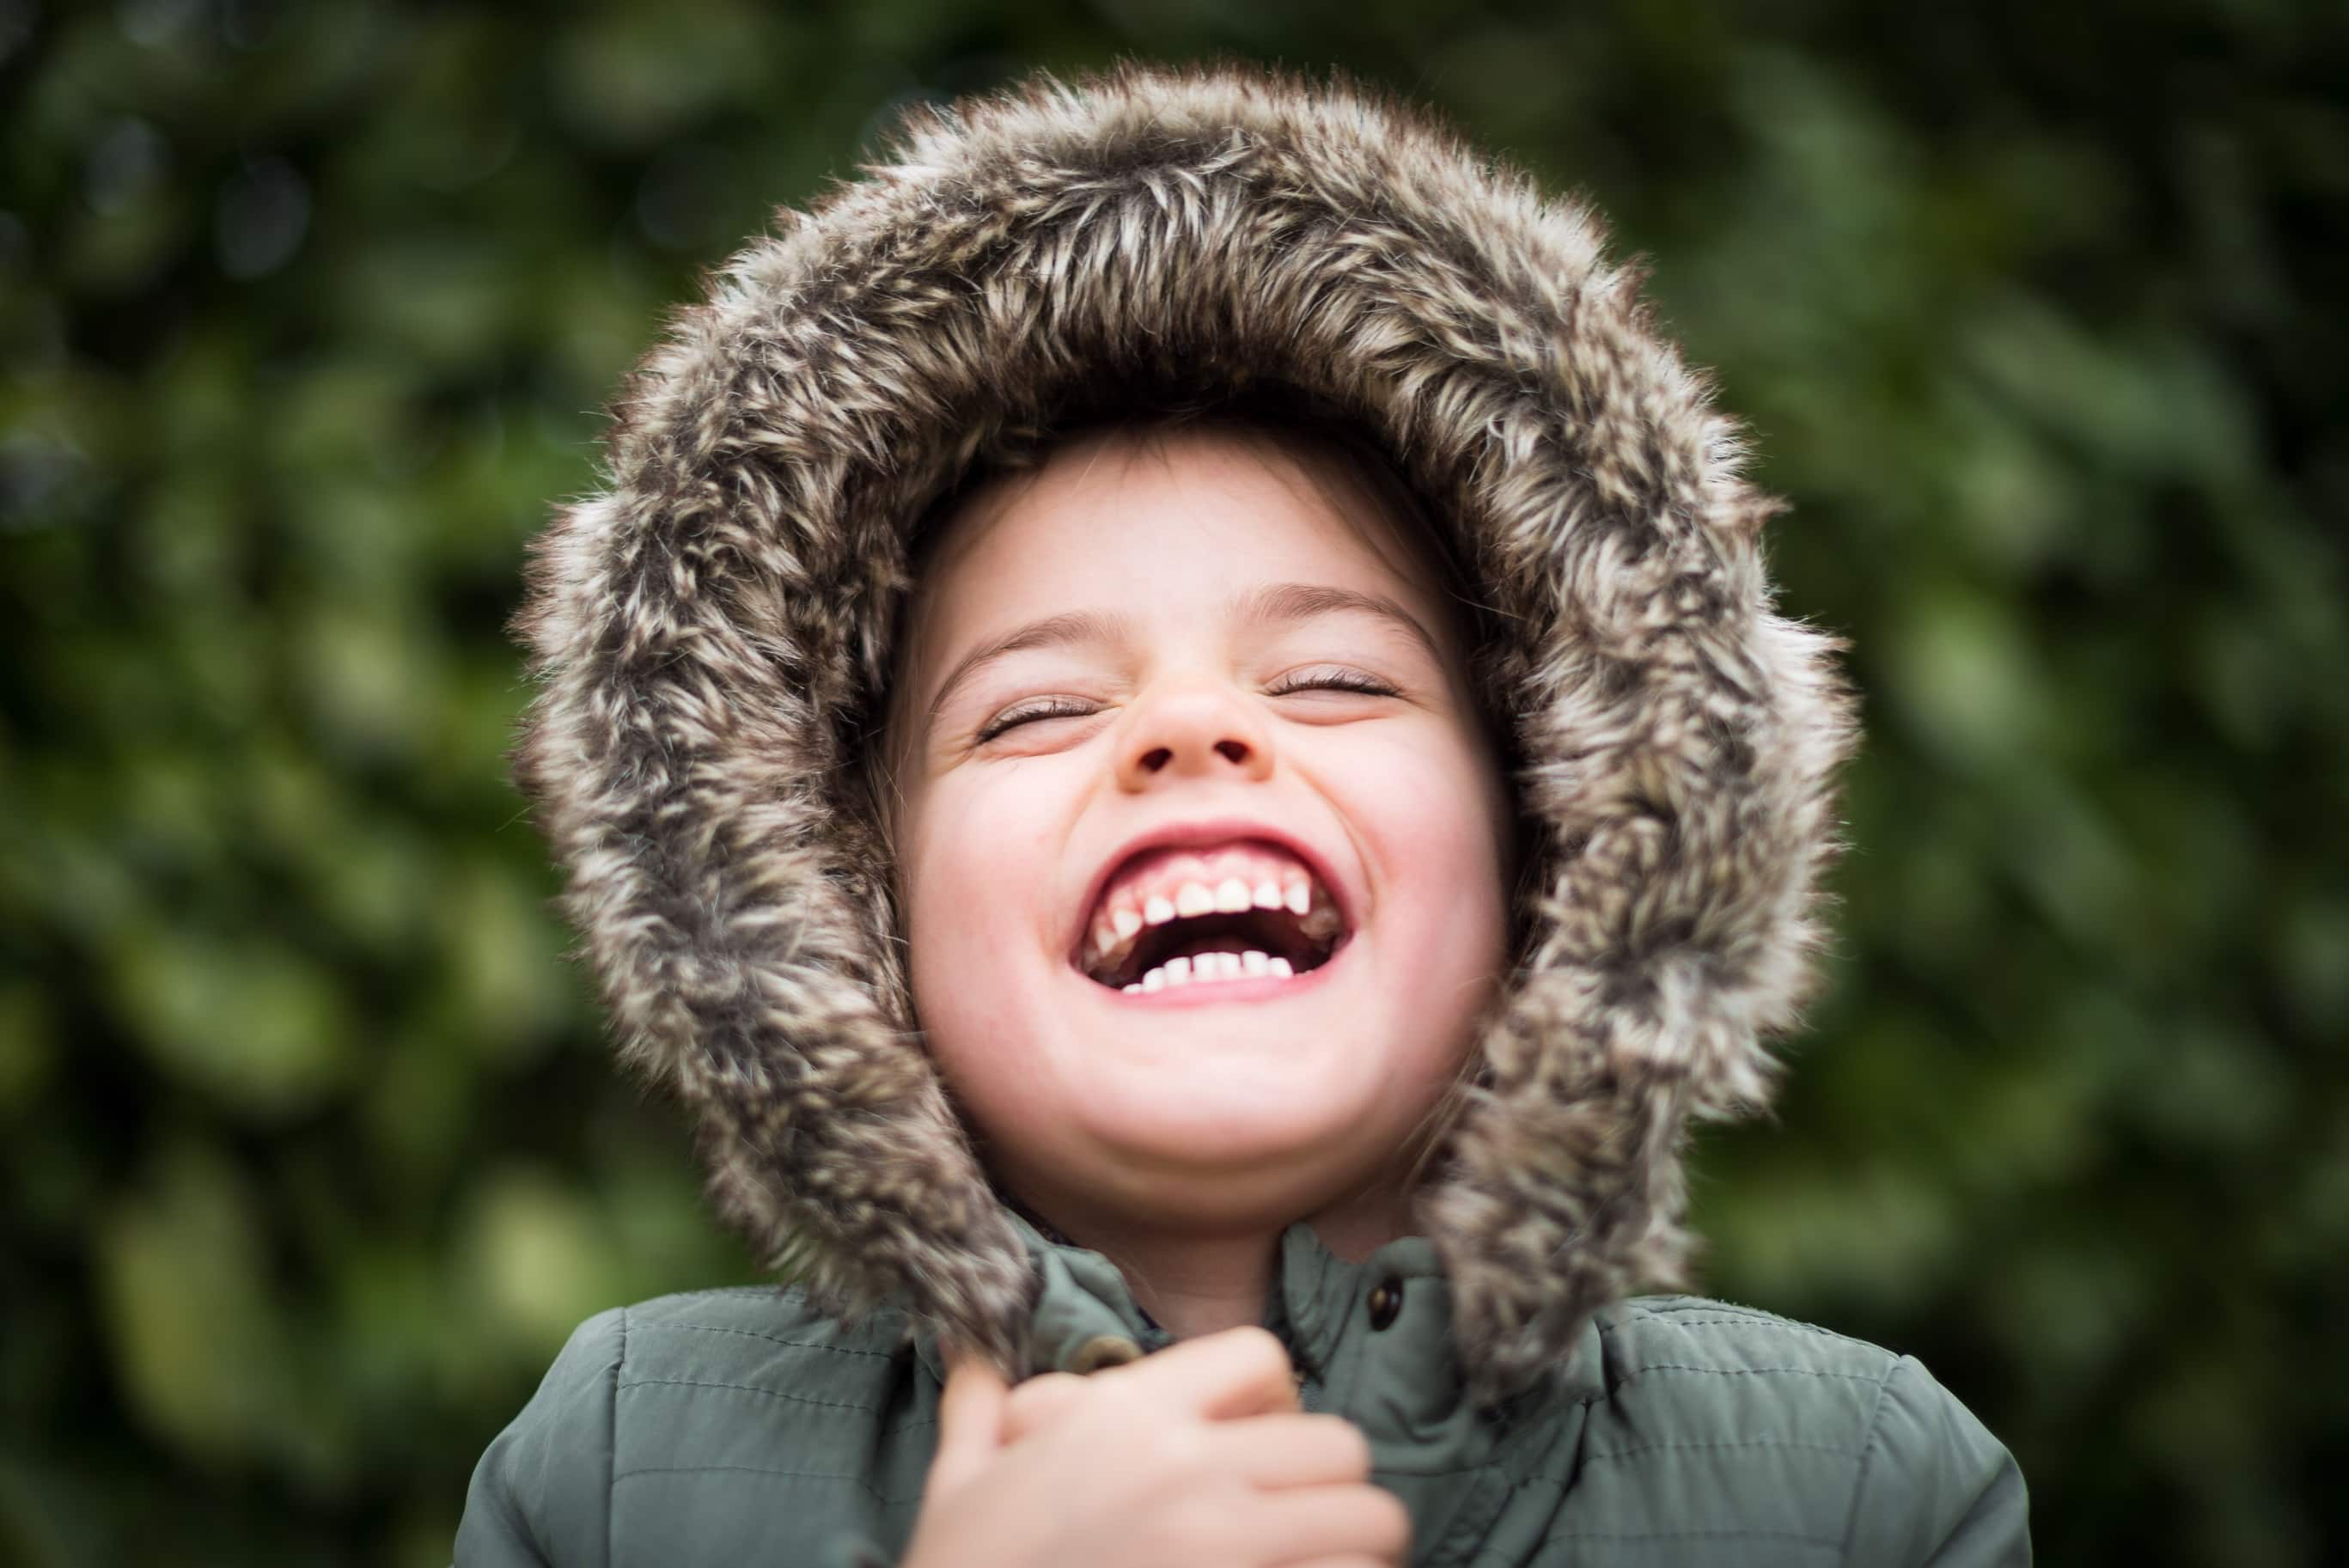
3,3,2342,1563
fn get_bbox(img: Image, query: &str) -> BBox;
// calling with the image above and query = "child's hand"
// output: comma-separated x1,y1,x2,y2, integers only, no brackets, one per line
899,1326,1410,1568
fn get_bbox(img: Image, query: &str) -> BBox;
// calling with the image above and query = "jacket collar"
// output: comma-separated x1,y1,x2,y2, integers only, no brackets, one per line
910,1211,1605,1562
912,1207,1168,1387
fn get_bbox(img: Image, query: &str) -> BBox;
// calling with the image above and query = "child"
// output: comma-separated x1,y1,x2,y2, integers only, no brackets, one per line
457,61,2029,1567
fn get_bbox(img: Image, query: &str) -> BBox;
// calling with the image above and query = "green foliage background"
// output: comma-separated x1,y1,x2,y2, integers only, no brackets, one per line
3,1,2343,1563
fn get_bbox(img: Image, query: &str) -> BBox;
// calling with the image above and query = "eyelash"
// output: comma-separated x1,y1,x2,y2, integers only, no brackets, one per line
974,669,1400,744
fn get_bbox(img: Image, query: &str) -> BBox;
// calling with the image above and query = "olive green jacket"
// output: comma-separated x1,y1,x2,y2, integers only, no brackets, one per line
455,1212,2028,1567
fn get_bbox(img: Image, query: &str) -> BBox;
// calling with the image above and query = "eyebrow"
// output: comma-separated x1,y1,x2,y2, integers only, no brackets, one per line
921,582,1445,730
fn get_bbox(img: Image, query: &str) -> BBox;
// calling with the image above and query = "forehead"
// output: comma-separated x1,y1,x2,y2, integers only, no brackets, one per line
903,422,1457,664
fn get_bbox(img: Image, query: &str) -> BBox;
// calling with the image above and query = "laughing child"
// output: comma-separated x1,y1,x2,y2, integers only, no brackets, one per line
456,61,2029,1568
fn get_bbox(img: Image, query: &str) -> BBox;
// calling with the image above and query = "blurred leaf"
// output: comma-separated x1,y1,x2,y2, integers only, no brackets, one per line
547,1,772,148
109,923,356,1118
95,1144,293,1463
460,1167,614,1357
1881,583,2047,770
0,983,56,1114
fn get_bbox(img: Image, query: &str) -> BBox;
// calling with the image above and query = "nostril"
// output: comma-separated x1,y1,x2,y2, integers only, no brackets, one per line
1214,740,1249,764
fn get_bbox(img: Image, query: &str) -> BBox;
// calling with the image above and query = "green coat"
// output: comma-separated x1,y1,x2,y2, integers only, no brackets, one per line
455,1212,2028,1567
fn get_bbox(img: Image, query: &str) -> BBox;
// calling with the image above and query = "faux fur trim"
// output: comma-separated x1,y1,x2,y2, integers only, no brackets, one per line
507,59,1862,1406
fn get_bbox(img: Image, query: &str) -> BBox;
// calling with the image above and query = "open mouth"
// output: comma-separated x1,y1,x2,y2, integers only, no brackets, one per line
1074,839,1351,994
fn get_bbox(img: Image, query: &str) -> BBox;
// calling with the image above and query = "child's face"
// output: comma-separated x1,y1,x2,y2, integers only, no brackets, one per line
888,424,1513,1235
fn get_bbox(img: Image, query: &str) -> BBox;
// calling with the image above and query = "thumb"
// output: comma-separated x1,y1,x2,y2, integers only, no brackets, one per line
926,1341,1010,1498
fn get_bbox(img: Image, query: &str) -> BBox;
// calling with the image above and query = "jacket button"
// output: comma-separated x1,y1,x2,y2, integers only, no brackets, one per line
1366,1278,1403,1331
1066,1333,1144,1375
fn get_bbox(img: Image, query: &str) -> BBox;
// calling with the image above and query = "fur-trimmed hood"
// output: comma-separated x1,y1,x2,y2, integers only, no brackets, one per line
508,59,1862,1409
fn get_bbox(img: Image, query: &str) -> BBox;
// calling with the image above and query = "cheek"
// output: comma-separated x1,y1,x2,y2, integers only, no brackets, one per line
1348,725,1512,948
901,770,1077,1037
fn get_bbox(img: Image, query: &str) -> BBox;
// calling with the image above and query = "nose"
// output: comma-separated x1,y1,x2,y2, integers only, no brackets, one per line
1114,674,1276,790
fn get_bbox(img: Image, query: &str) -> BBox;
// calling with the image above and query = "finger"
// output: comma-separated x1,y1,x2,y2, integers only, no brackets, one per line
1248,1484,1412,1566
1002,1371,1089,1443
926,1343,1009,1496
1109,1324,1300,1419
1208,1413,1374,1489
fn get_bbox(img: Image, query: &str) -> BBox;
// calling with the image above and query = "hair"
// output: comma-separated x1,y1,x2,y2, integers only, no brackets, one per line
855,381,1542,1211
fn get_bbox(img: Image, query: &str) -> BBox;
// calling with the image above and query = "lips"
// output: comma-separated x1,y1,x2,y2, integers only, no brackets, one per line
1068,820,1355,991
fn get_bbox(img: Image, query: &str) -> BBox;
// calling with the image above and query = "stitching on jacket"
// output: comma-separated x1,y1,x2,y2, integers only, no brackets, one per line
634,1320,897,1358
1608,1309,1893,1357
638,1285,787,1307
1395,1431,1855,1492
1540,1528,1842,1546
617,1375,884,1414
1618,1300,1779,1319
1455,1475,1841,1557
1397,1359,1873,1491
1627,1363,1885,1382
1614,1314,1858,1339
1450,1434,1853,1545
1583,1436,1864,1463
611,1463,918,1506
613,1366,948,1437
1838,1356,1906,1566
607,1308,626,1568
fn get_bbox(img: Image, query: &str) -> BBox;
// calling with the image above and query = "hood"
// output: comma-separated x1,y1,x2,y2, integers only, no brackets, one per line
507,60,1862,1408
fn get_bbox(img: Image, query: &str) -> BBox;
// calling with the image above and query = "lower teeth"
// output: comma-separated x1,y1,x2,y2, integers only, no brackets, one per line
1122,949,1296,994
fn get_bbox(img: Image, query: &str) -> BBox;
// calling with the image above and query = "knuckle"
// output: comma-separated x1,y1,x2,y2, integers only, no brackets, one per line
1227,1324,1291,1373
1007,1370,1082,1415
1368,1489,1413,1552
1323,1416,1373,1475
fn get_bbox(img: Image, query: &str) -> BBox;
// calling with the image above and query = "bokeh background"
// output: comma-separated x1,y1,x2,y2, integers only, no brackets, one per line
4,0,2344,1563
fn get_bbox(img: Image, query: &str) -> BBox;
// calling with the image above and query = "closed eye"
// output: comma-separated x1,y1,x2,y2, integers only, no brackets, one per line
974,697,1098,744
1265,668,1400,699
974,669,1400,745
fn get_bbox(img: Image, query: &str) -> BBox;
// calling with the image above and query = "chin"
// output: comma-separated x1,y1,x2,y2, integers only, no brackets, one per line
1017,1127,1382,1232
1058,1067,1405,1170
